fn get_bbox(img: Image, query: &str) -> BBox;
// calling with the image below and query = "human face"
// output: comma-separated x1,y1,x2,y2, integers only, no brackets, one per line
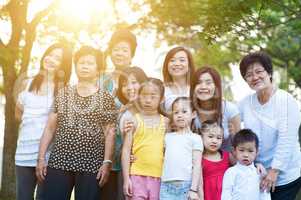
111,41,132,69
122,74,141,102
244,63,272,91
76,54,98,81
167,51,189,80
202,126,223,153
138,83,161,114
172,100,195,130
234,142,258,166
43,48,63,73
194,72,216,101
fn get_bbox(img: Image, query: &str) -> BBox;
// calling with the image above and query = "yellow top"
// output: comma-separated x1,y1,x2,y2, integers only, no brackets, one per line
130,114,165,178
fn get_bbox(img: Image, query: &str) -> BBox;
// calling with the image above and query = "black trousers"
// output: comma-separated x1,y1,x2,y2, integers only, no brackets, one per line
16,166,45,200
271,176,301,200
43,167,101,200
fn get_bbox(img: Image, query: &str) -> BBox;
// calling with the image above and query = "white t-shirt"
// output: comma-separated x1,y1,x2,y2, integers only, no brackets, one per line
222,163,271,200
161,131,203,182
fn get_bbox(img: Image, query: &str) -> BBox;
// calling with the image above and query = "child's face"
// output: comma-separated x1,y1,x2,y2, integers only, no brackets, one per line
167,50,189,79
172,100,195,129
138,83,162,113
122,74,141,102
202,126,223,153
234,141,258,166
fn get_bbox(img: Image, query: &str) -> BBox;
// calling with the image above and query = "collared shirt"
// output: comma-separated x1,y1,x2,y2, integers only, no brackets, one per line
221,163,271,200
239,89,301,186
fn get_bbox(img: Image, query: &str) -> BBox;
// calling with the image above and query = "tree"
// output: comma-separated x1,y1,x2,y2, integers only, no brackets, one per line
0,0,59,198
135,0,301,88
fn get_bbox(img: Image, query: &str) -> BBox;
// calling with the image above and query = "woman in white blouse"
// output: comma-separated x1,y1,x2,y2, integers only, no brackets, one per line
15,42,72,200
239,51,301,200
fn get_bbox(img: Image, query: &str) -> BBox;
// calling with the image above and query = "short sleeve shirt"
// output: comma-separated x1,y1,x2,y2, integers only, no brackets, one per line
48,86,117,173
161,131,203,182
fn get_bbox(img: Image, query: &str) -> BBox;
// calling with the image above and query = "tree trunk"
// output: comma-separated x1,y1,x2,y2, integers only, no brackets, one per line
0,55,18,199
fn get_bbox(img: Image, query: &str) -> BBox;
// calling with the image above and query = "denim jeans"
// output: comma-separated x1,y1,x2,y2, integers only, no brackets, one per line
160,180,191,200
43,167,101,200
16,165,45,200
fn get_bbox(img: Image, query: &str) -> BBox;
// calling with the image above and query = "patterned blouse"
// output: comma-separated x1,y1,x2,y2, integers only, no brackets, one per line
48,85,117,173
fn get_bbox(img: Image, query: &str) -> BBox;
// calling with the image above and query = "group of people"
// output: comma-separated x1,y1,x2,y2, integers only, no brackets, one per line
14,29,301,200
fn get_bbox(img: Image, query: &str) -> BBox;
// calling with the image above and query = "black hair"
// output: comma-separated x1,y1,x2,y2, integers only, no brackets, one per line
171,96,194,112
116,66,148,105
107,29,137,57
29,42,72,95
136,78,165,114
73,45,104,73
239,51,273,82
200,120,224,136
232,129,259,150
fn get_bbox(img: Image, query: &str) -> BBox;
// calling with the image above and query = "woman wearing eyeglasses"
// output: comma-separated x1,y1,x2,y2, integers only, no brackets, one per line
238,51,301,200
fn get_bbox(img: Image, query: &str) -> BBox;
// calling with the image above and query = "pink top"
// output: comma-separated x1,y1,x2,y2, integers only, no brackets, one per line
202,151,230,200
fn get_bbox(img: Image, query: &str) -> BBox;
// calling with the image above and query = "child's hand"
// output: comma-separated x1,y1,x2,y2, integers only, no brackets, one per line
188,190,199,200
123,120,135,134
123,178,133,198
130,154,137,163
255,163,267,176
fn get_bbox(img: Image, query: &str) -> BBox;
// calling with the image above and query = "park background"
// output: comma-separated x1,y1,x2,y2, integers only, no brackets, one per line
0,0,300,199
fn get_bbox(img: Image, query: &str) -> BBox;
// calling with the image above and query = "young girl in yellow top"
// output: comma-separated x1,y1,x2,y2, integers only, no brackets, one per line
122,78,169,200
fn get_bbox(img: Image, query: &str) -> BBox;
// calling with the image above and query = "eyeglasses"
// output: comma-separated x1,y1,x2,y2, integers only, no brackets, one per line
244,69,267,81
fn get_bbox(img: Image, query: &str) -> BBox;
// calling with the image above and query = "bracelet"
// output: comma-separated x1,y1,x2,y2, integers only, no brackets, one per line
189,189,198,193
102,160,113,165
37,157,45,161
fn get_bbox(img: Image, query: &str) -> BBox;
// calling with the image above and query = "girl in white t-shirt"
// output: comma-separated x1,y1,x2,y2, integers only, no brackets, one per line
160,97,203,200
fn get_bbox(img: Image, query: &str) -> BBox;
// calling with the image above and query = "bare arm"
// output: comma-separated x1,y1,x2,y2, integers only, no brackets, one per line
36,112,57,182
38,112,57,160
189,150,203,200
15,102,24,123
97,123,116,187
121,116,136,197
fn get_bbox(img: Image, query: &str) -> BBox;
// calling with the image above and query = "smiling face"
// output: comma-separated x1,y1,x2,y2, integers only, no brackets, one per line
202,125,223,153
194,72,216,101
244,63,272,92
75,54,98,81
167,50,189,80
234,141,258,166
43,48,63,73
110,41,132,69
172,99,195,130
121,74,141,102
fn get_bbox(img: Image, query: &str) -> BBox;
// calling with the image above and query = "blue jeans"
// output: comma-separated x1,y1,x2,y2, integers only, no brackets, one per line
160,180,191,200
16,165,45,200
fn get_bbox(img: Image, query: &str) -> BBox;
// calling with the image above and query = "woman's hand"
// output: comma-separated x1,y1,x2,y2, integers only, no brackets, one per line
36,158,47,183
260,169,279,192
130,154,137,163
97,163,111,187
188,190,200,200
